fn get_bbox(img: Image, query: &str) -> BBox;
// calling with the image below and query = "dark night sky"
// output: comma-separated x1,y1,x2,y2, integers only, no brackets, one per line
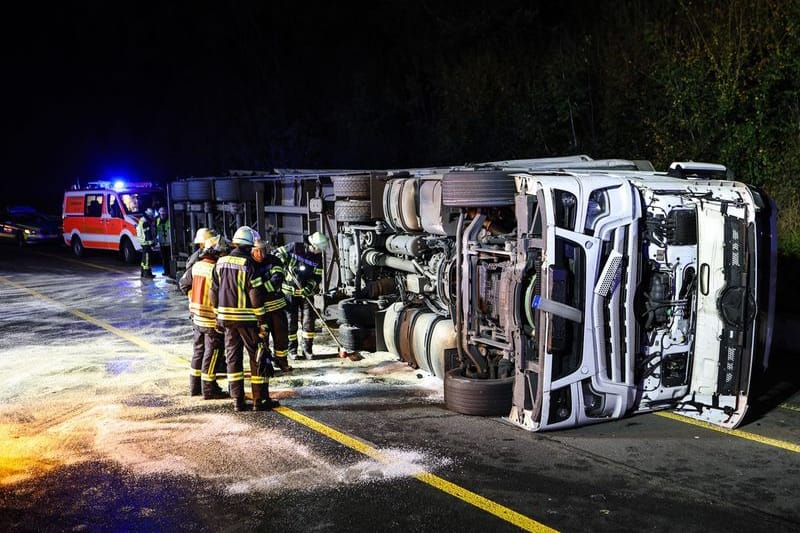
0,1,583,212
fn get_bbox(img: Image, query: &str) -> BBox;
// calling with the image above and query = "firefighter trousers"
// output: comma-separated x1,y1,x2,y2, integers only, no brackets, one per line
190,325,225,396
285,295,316,351
224,324,268,402
260,309,289,358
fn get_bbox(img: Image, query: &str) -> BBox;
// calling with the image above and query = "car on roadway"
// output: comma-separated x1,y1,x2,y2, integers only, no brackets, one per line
0,205,62,246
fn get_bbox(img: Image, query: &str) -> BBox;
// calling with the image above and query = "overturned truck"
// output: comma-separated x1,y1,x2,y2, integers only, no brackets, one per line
167,155,776,431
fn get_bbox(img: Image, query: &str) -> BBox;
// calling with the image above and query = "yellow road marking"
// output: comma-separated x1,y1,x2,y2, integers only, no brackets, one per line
31,250,131,274
0,275,187,366
2,273,557,531
275,406,557,533
654,411,800,453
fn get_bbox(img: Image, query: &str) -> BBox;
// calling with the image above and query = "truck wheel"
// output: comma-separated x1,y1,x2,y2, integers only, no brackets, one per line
333,175,370,199
119,237,138,264
337,298,379,328
334,200,371,222
71,236,84,258
441,171,516,207
443,368,514,416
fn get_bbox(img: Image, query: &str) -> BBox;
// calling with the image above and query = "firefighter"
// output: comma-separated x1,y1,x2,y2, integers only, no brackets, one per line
252,238,292,373
274,231,328,359
185,228,215,272
136,208,156,278
211,226,280,412
156,207,172,278
178,235,229,399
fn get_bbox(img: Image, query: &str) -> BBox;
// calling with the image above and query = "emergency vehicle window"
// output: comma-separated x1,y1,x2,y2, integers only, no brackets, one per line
108,195,123,218
121,194,137,214
85,194,103,217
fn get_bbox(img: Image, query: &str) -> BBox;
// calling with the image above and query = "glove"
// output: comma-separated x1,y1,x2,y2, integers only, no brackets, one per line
293,287,304,297
256,343,275,378
258,324,268,339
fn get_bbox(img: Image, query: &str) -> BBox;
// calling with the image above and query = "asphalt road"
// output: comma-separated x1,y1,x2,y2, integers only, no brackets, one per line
0,242,798,533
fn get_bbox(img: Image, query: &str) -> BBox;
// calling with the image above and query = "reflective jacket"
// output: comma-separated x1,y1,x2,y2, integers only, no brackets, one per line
155,216,171,247
254,252,287,312
178,255,217,328
210,247,266,326
136,217,155,246
274,241,322,298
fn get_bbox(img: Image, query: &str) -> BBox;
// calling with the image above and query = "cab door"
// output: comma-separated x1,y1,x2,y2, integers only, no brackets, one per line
105,193,125,251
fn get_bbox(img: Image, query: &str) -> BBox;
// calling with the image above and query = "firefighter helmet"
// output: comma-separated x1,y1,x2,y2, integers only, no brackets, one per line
308,231,329,250
253,238,268,251
144,208,155,218
193,227,214,244
232,226,255,246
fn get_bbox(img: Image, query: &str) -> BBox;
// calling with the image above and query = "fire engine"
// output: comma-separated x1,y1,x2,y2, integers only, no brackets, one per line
62,181,164,262
166,156,776,431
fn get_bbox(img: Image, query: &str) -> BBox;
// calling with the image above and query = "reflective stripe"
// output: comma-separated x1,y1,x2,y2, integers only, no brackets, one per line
228,372,245,382
190,368,202,377
203,348,223,380
301,331,315,340
264,298,287,312
251,376,267,385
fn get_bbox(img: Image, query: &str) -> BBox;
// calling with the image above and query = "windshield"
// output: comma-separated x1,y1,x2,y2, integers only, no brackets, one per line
119,192,163,215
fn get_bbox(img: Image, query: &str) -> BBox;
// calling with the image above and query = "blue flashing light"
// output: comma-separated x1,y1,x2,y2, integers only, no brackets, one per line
112,179,126,190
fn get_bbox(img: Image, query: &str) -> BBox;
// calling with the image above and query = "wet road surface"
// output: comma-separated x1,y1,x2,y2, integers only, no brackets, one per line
1,243,799,532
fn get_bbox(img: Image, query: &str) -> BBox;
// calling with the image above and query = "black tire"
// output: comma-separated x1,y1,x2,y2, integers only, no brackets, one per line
334,200,371,222
119,237,138,264
443,368,514,416
337,324,363,351
333,175,370,199
337,298,379,328
441,171,516,207
71,236,84,258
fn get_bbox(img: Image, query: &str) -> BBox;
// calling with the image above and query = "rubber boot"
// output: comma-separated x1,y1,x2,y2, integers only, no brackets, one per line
254,382,280,411
231,380,249,411
274,356,293,372
202,380,229,400
302,339,314,360
189,375,202,396
141,268,155,279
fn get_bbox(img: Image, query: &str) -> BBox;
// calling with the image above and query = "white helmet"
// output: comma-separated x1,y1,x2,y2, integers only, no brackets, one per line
144,208,155,218
253,238,268,251
308,231,329,249
232,226,255,246
193,227,214,244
